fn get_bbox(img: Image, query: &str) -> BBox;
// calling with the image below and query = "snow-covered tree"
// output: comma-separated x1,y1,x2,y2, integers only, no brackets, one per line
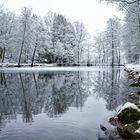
30,15,46,66
102,0,140,64
73,21,87,65
17,7,33,66
94,17,121,66
0,5,16,63
106,18,122,65
122,2,140,63
41,13,77,65
0,5,91,66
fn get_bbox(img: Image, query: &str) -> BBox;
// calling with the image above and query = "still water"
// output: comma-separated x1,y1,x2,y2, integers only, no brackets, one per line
0,67,139,140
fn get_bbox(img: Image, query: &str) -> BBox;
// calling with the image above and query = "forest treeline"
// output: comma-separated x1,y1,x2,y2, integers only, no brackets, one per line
96,0,140,65
0,5,90,66
0,0,140,66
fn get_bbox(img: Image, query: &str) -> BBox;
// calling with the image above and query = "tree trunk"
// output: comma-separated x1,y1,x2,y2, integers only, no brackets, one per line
102,45,106,65
2,47,5,63
87,43,90,66
31,39,38,67
18,39,25,67
118,45,121,65
111,29,115,67
78,47,80,66
18,21,27,67
138,13,140,63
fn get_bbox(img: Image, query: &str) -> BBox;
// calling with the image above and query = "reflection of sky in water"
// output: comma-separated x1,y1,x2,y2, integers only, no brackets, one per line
0,68,139,140
0,96,113,140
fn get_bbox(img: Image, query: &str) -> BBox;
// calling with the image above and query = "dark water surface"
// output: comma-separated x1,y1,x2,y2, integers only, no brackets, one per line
0,67,139,140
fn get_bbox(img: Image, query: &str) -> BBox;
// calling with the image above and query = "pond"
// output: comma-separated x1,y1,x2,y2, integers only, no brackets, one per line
0,67,139,140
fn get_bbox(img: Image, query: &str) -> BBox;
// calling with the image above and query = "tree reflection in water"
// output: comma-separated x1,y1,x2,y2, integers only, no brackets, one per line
0,71,89,126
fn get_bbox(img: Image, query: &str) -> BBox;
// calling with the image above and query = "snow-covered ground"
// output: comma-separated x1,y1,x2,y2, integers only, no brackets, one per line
0,63,57,67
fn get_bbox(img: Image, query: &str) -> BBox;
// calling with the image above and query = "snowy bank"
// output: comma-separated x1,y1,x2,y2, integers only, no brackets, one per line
124,64,140,87
101,66,140,139
0,63,57,67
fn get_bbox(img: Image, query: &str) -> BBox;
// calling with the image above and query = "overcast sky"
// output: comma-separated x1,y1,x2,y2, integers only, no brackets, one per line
1,0,124,35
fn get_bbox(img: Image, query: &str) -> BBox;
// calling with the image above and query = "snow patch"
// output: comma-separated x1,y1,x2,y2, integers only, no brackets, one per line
135,128,140,134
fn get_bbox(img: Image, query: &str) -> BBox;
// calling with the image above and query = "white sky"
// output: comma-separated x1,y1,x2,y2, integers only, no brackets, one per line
0,0,124,35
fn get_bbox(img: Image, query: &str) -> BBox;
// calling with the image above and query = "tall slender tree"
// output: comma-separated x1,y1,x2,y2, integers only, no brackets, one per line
18,7,32,67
